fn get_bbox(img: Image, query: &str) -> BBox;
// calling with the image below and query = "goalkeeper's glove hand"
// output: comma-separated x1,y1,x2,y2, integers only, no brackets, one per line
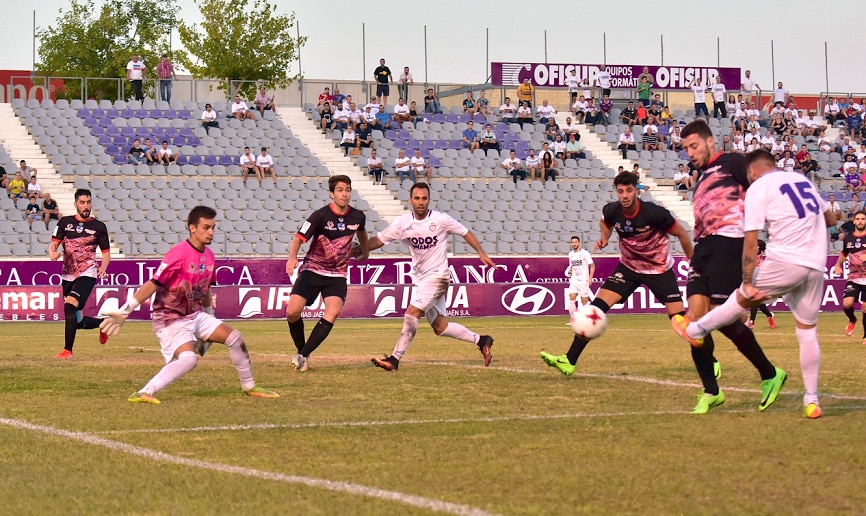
99,299,139,336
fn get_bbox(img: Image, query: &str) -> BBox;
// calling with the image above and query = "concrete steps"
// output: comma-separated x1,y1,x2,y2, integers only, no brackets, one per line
277,107,406,222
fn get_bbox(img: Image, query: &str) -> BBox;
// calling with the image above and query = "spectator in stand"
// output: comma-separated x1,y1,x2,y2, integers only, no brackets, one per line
127,139,147,165
543,117,560,142
332,102,350,131
340,94,353,110
566,69,582,105
42,192,60,229
635,76,652,107
340,125,357,156
773,81,789,107
356,121,374,152
635,103,648,126
142,138,157,164
565,133,586,160
669,124,683,151
827,193,843,221
777,150,796,172
647,102,662,126
256,147,275,180
517,102,533,129
462,120,480,152
741,69,761,101
517,78,534,108
373,58,393,105
8,171,26,199
650,93,664,112
476,90,492,117
254,87,275,117
847,103,863,138
367,149,385,185
643,126,663,151
319,101,334,133
719,134,734,153
845,156,863,192
571,95,588,123
200,103,219,134
725,94,738,116
732,134,746,153
463,92,476,116
410,149,432,182
479,123,499,155
552,134,567,160
393,98,411,124
847,193,864,219
317,87,332,113
25,194,42,230
537,99,557,126
408,101,423,124
240,146,261,184
594,65,612,97
26,176,43,199
660,106,674,126
18,160,36,180
598,94,613,125
231,95,256,120
394,149,414,183
499,97,517,124
362,105,377,127
688,77,709,122
674,163,694,190
374,104,390,131
500,150,526,183
525,149,541,182
126,54,146,102
0,164,6,190
540,144,558,182
619,101,637,127
156,54,176,103
398,66,413,102
562,117,580,141
618,127,637,159
424,88,442,114
711,75,727,119
332,88,346,108
155,140,179,165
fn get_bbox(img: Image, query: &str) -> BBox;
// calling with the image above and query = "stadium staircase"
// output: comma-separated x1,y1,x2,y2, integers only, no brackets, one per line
552,112,695,228
0,103,72,215
279,107,406,222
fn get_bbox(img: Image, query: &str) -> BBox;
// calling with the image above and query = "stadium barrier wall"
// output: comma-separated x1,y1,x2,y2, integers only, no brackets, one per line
0,257,848,321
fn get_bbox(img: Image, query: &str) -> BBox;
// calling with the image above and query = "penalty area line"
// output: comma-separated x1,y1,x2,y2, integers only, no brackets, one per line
0,417,498,516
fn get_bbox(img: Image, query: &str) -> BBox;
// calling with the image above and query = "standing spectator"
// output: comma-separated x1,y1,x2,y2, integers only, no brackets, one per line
7,171,26,199
155,54,176,103
367,149,385,185
635,76,652,107
155,140,178,165
126,54,146,102
500,150,526,183
479,123,500,155
18,159,36,180
393,98,411,124
517,78,534,108
741,69,761,101
398,66,413,102
284,175,368,372
200,103,219,134
773,81,789,107
256,147,275,180
394,149,414,183
254,87,275,117
424,88,442,114
239,146,261,184
25,195,42,230
566,69,582,105
711,76,727,119
410,149,433,182
339,125,357,156
231,95,256,120
462,120,480,152
476,90,492,117
373,58,393,105
618,127,637,159
688,77,709,122
462,92,476,116
127,139,147,165
42,192,60,229
594,65,612,97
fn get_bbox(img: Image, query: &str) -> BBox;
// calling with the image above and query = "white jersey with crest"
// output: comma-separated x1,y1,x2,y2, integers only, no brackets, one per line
744,169,828,271
378,209,468,281
565,248,594,283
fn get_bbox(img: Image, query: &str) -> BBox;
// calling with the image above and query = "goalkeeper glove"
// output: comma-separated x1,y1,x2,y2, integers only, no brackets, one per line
99,299,140,336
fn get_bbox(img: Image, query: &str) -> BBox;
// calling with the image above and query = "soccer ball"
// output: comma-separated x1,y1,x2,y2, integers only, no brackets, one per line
570,305,608,340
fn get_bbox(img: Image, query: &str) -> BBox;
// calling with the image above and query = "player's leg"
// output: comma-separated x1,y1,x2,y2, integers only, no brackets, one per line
748,305,758,328
757,303,775,328
428,293,494,366
57,278,100,357
286,271,318,355
842,282,857,336
568,290,578,315
783,269,824,417
206,317,278,398
130,322,198,403
298,275,346,363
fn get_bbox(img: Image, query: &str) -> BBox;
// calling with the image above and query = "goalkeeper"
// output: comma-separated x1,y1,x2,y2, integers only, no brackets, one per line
101,206,279,404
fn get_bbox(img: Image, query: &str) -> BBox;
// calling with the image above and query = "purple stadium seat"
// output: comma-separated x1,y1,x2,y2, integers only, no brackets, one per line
473,114,486,123
496,123,509,132
134,109,148,118
121,109,134,118
175,154,186,165
420,148,431,158
83,117,97,127
394,139,408,149
179,127,193,137
385,130,396,139
120,126,135,137
99,117,113,127
516,149,528,160
106,109,120,118
447,114,461,123
135,127,150,138
219,155,234,166
162,109,177,119
436,139,448,148
113,154,126,164
98,135,112,145
428,156,441,167
106,126,120,136
164,127,178,136
149,109,162,118
432,114,446,123
448,140,462,150
150,127,165,138
92,126,106,136
422,139,435,149
92,109,106,117
187,155,202,166
459,114,471,123
397,129,411,139
105,145,120,154
77,108,90,117
172,136,186,146
408,139,421,149
178,110,192,118
204,155,218,166
186,136,200,146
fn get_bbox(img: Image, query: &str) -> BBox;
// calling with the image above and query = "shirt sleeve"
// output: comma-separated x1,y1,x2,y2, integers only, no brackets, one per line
98,222,111,252
743,182,767,232
151,248,181,286
377,219,402,244
443,213,469,237
296,210,320,242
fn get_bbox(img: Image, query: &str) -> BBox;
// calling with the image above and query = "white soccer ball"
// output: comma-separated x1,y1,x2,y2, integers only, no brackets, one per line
569,305,608,340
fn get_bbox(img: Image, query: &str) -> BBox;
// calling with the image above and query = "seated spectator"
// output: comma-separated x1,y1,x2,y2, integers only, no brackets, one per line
642,127,663,151
26,175,43,199
543,117,560,142
424,88,442,114
356,122,374,151
332,88,346,108
536,99,557,125
540,146,558,182
619,101,638,127
525,149,541,182
565,134,586,160
8,171,26,199
256,147,275,180
552,134,566,160
598,95,613,125
777,150,796,172
848,193,864,219
719,134,734,153
394,149,414,183
732,134,746,153
200,103,219,134
824,97,843,126
239,146,261,184
631,164,651,193
319,101,334,132
561,117,580,140
827,193,843,221
340,126,357,156
155,140,178,165
500,150,526,183
844,157,863,192
341,94,353,111
254,87,275,116
635,103,648,125
673,163,694,190
584,100,599,125
25,195,42,230
374,104,390,130
796,151,818,180
462,121,480,152
143,138,158,164
571,95,588,123
479,124,500,155
393,98,411,124
463,92,476,115
660,106,674,126
499,97,518,124
42,192,60,229
647,103,662,126
317,87,332,113
365,96,380,112
362,105,378,127
476,90,492,116
127,139,147,165
332,102,350,131
231,95,256,120
17,160,36,180
367,149,385,184
0,164,6,190
408,101,423,124
517,102,533,129
618,127,637,159
410,149,433,182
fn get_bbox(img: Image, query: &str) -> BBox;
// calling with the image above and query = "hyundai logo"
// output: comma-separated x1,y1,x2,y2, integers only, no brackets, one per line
501,285,556,315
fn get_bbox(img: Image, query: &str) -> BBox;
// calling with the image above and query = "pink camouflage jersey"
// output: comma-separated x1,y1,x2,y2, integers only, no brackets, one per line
692,152,750,241
52,215,110,281
150,240,216,331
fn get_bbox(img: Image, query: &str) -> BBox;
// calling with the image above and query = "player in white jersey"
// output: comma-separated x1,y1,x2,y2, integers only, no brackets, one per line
354,182,496,371
564,236,595,314
673,150,835,418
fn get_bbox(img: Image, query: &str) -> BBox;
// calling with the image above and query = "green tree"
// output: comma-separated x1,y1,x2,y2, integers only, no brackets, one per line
177,0,306,100
36,0,178,101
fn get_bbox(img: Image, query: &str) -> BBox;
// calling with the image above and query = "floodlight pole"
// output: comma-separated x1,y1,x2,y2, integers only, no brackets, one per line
362,23,366,90
544,30,548,63
771,40,775,86
660,34,664,66
297,21,303,105
424,25,428,86
32,10,36,78
485,27,489,83
824,41,829,94
717,37,720,67
603,32,607,65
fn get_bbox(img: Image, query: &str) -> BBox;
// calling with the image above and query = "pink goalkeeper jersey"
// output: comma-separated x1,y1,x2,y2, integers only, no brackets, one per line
150,240,216,331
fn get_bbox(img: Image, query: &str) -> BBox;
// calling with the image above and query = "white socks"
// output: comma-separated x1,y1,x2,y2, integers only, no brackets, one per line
440,322,478,344
796,326,821,406
392,313,419,360
225,330,255,391
688,291,744,339
141,351,197,395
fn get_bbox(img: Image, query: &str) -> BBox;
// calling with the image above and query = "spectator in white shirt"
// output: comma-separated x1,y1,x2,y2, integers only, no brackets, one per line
255,147,275,179
536,99,557,125
155,140,178,165
398,66,413,102
410,149,432,182
231,95,256,120
500,150,526,183
673,163,694,190
367,149,385,184
200,103,219,134
393,98,412,124
394,149,414,183
239,146,261,184
618,127,637,159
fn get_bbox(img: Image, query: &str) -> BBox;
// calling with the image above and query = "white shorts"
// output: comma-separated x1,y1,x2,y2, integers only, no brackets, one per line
568,279,592,298
751,258,824,326
154,312,223,363
410,276,450,324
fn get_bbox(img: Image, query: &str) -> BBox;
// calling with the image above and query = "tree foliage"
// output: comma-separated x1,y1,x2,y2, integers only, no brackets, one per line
177,0,306,98
36,0,178,100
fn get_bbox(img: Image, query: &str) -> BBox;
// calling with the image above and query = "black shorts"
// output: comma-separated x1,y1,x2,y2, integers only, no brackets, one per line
62,276,97,306
376,84,390,96
687,235,743,305
291,270,348,306
843,281,866,302
694,102,709,116
600,263,683,305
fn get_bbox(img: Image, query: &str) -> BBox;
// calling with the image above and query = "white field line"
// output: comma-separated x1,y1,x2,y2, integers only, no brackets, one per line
0,417,498,516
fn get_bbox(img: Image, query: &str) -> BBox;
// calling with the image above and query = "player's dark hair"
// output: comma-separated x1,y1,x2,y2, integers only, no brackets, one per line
855,210,866,219
571,236,580,242
410,182,431,197
187,206,217,227
613,172,639,188
74,188,91,201
745,148,776,168
680,119,712,140
329,174,352,192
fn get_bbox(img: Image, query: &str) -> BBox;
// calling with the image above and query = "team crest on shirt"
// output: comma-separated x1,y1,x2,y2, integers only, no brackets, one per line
429,222,437,232
76,223,84,233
